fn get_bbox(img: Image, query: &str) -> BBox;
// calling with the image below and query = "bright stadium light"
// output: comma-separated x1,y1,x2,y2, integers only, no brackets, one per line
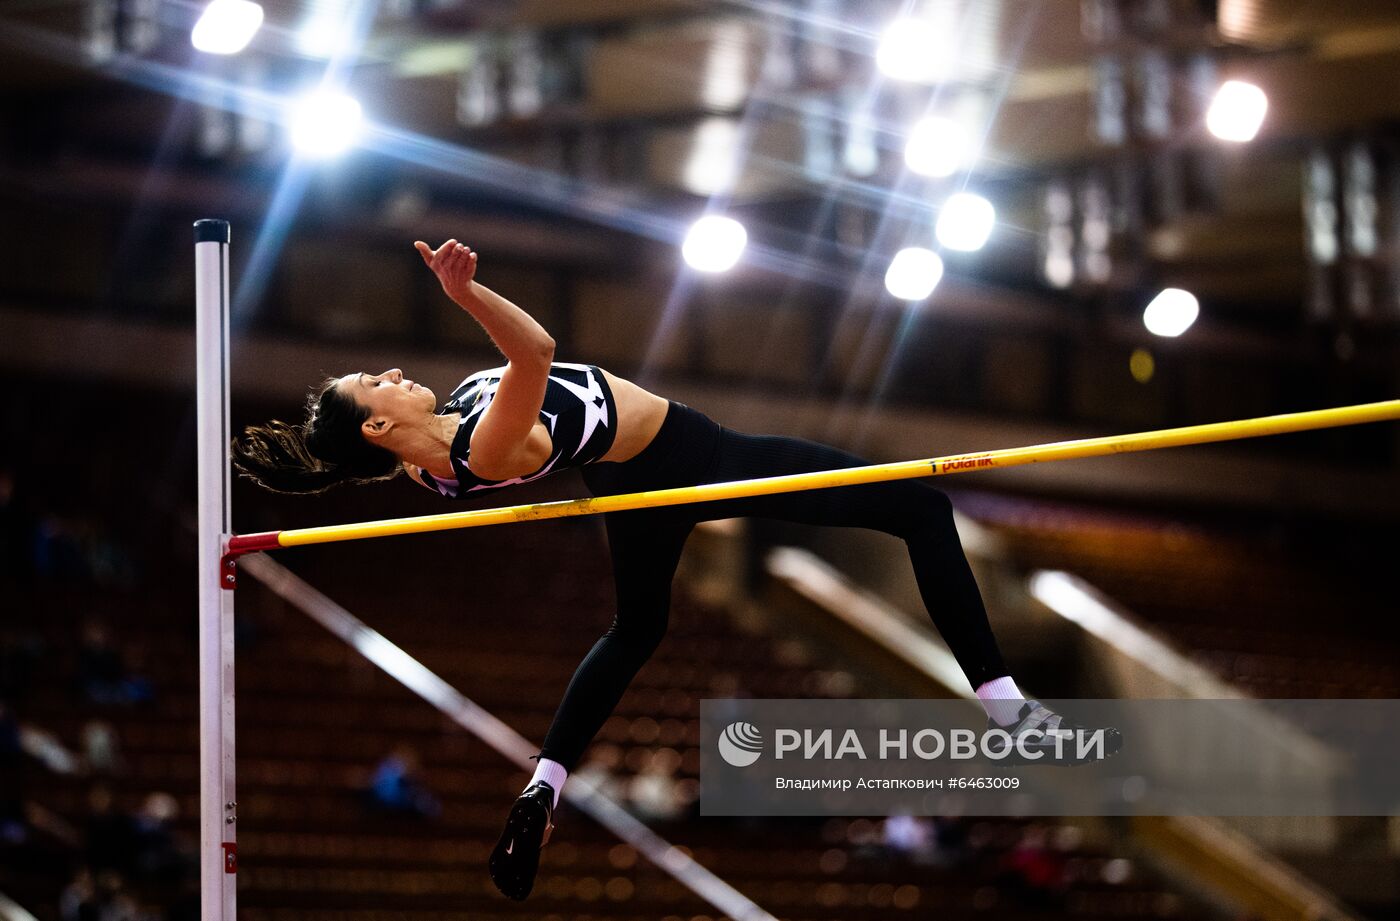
885,247,944,301
297,4,352,58
904,116,969,178
701,20,749,109
936,192,995,252
682,215,748,273
1143,288,1199,337
876,15,954,84
289,91,363,158
1206,80,1267,142
684,118,742,195
190,0,263,54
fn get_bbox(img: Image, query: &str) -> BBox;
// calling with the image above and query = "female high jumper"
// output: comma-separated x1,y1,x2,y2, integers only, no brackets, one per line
233,238,1096,901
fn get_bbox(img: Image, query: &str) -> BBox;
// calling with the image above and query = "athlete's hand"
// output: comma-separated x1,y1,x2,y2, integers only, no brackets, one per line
414,238,479,303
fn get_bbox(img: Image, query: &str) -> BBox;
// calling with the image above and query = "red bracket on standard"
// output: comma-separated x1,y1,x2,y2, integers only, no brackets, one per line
223,842,238,873
226,530,283,557
221,531,282,589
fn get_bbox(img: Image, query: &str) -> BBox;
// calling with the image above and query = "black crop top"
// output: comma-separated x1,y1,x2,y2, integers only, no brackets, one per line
413,362,618,498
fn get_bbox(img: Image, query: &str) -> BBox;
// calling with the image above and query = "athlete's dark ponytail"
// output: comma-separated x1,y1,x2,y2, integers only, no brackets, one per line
232,377,401,495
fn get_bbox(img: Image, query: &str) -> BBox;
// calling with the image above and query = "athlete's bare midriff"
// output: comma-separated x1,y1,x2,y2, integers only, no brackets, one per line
596,367,670,464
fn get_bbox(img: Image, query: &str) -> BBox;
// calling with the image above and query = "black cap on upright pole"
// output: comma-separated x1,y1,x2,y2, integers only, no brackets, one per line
194,218,230,244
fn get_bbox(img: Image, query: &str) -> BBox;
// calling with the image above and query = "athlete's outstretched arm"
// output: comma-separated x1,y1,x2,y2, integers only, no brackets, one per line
415,238,555,361
415,238,554,477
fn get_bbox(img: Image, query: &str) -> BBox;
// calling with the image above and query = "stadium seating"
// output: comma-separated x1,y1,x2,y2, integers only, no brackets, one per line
2,514,1197,920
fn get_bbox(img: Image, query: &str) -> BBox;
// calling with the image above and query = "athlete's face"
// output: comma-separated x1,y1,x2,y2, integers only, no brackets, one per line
338,368,437,441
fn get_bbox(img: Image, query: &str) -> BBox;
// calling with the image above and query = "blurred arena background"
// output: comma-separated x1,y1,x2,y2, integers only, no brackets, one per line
2,0,1400,919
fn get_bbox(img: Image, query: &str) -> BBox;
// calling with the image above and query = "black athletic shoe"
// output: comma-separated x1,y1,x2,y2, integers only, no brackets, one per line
987,700,1123,766
489,780,556,901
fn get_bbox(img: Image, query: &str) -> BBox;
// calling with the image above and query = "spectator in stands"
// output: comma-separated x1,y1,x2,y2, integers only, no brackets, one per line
32,511,90,583
82,523,137,590
26,484,137,589
76,622,152,707
81,721,126,777
882,814,933,859
996,823,1068,908
22,723,82,776
62,869,158,921
58,867,96,921
364,745,441,819
874,814,970,869
131,792,190,884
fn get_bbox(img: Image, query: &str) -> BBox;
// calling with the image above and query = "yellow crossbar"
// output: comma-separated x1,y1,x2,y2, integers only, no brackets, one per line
227,399,1400,553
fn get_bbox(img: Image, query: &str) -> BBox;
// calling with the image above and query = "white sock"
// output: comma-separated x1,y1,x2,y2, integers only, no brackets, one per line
976,676,1028,727
527,758,568,809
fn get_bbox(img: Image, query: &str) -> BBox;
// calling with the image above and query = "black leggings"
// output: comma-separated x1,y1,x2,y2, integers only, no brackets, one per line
535,400,1007,771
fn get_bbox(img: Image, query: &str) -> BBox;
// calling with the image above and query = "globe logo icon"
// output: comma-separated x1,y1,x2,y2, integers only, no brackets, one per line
718,721,764,767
